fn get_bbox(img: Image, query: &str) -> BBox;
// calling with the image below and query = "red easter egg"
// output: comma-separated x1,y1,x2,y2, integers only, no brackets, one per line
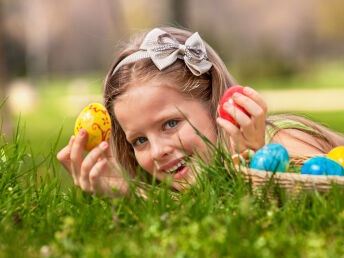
219,85,250,127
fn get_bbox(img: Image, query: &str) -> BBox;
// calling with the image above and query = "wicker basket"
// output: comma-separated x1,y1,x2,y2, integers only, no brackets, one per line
237,154,344,193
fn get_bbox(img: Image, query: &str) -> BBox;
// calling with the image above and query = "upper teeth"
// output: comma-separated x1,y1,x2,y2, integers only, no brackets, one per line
165,159,186,173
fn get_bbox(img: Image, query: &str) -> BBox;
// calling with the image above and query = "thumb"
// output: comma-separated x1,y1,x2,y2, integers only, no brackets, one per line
56,135,75,172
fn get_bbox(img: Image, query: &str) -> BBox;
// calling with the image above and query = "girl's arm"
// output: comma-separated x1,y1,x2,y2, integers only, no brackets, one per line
57,129,129,197
270,128,329,155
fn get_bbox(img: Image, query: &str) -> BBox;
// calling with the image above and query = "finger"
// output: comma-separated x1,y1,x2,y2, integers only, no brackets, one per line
242,87,268,113
217,117,241,136
232,93,265,119
56,136,75,173
99,141,122,174
217,117,244,147
221,101,265,151
89,158,108,193
80,141,109,189
100,140,114,159
90,160,128,197
217,117,247,153
222,102,254,133
232,91,267,133
70,129,88,185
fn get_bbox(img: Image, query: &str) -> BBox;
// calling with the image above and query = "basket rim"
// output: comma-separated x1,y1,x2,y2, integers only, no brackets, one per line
289,153,324,158
237,166,344,184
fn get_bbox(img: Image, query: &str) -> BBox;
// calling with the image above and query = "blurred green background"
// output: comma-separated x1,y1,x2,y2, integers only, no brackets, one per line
0,0,344,155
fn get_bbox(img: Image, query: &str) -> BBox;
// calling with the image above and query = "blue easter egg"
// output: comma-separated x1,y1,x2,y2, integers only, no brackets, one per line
250,143,289,172
301,157,344,176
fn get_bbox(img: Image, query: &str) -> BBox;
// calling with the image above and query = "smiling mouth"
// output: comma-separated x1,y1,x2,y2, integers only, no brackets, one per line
165,159,186,174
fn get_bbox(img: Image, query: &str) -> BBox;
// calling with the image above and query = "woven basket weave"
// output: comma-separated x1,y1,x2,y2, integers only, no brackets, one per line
238,154,344,192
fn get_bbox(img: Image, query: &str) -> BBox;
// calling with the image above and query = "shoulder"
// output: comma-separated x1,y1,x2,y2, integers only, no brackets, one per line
270,128,328,156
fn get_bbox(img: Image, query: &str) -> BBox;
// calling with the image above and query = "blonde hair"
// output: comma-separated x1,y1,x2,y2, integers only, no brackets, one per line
104,27,236,174
104,26,344,175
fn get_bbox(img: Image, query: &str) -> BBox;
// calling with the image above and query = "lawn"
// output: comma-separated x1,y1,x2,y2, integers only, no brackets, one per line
238,61,344,90
2,113,344,257
1,63,344,257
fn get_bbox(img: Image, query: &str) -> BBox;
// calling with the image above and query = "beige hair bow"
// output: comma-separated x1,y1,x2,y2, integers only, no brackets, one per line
112,28,212,76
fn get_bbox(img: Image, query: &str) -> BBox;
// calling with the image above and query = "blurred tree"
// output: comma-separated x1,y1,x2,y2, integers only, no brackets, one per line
315,0,344,40
0,2,7,83
24,0,49,77
0,1,12,136
170,0,188,28
0,0,9,79
313,0,344,58
1,1,26,77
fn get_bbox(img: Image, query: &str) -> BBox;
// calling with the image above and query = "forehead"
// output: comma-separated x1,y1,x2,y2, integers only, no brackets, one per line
113,81,205,132
114,82,187,118
119,80,186,100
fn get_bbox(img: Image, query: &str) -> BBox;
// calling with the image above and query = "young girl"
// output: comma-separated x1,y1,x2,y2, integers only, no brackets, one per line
57,27,344,196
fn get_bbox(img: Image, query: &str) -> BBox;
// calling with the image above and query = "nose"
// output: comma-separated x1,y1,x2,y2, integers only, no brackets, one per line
150,137,173,162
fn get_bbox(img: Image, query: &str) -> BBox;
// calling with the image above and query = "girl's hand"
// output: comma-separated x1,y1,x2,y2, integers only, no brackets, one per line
57,129,128,197
216,87,268,153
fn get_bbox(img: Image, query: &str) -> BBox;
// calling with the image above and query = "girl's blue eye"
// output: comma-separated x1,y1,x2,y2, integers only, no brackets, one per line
165,120,179,130
134,137,147,146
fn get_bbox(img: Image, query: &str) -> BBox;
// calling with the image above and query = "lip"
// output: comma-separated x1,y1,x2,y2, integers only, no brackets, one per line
173,165,190,181
158,157,186,172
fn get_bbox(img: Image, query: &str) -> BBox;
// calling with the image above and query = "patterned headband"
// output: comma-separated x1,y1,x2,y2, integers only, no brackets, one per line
111,28,212,76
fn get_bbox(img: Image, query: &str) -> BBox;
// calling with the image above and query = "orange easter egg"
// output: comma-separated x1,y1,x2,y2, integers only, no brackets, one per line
327,146,344,168
74,103,111,152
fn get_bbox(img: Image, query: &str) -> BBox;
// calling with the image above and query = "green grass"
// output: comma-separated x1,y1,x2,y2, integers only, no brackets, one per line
8,74,104,155
238,61,344,90
2,109,344,257
269,110,344,135
2,63,344,257
291,111,344,135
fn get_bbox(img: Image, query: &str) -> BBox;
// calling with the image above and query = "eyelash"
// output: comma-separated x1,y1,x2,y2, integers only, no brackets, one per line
164,119,179,130
133,137,147,146
132,120,180,147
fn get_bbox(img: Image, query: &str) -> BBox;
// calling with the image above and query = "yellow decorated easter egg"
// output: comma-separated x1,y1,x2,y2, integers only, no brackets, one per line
327,146,344,168
74,103,111,152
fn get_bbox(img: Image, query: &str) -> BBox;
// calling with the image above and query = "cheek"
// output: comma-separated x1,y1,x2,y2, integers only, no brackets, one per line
177,124,207,150
176,120,217,160
134,151,154,174
203,126,217,144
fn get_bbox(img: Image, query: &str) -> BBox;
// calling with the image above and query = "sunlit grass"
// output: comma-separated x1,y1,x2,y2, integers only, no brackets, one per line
2,62,344,256
239,61,344,90
1,106,344,257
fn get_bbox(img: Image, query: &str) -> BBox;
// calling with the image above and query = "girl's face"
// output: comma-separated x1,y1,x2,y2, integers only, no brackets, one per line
114,80,217,190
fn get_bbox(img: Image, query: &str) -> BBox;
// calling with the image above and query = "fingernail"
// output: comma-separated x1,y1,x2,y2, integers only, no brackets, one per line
233,92,240,99
100,141,108,149
244,87,253,95
79,129,86,136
